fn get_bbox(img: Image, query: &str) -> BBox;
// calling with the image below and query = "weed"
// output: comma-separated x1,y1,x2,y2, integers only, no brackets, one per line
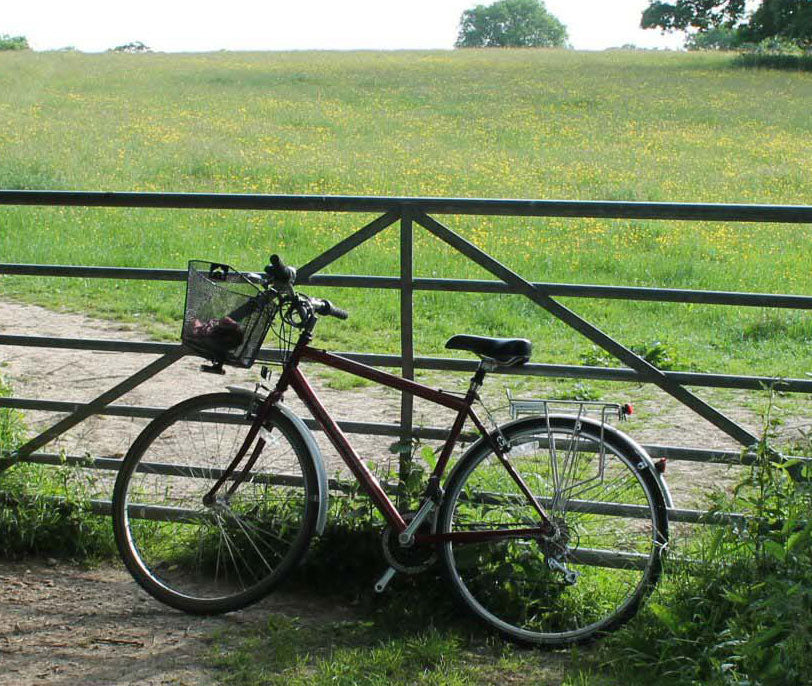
0,460,117,560
553,382,602,401
0,377,24,456
579,346,617,368
580,341,686,371
0,376,116,560
590,392,812,685
628,341,679,371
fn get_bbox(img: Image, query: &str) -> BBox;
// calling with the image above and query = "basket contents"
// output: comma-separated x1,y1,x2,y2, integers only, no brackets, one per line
187,316,244,356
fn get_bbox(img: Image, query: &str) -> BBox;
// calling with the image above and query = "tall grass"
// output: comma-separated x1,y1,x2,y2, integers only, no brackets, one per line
592,402,812,684
0,376,116,559
0,50,809,377
0,375,23,456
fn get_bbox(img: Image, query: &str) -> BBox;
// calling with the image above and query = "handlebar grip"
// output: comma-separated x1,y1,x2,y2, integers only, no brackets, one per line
265,254,297,285
329,305,349,321
313,298,349,320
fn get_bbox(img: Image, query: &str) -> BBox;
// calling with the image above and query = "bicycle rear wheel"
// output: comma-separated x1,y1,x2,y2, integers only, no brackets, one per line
112,392,319,614
437,415,668,645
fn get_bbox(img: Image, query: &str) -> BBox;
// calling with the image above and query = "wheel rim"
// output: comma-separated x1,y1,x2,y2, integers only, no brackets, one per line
120,399,313,605
442,422,663,643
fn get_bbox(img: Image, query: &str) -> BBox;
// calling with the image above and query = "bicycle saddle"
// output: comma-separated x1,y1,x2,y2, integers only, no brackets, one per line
445,335,531,367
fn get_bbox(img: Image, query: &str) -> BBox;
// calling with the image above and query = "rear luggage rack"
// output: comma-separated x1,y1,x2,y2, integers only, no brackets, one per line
506,389,632,423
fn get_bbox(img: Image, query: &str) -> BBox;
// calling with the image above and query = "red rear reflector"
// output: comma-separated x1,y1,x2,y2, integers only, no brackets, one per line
622,403,634,415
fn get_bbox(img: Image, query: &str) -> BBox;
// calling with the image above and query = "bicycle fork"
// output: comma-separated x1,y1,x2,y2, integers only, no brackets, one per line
201,389,280,507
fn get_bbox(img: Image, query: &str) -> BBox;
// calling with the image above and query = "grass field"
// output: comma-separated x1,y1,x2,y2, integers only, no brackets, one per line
0,49,809,378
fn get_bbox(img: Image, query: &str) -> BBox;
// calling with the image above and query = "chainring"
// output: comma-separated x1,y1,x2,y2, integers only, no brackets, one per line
381,512,437,574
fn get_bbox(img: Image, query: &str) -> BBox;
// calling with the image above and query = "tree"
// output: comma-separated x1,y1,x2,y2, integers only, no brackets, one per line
110,41,152,53
641,0,812,49
739,0,812,48
456,0,568,48
0,34,29,51
641,1,746,32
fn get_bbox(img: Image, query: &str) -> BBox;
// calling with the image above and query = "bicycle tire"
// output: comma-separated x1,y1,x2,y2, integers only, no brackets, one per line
112,392,319,614
437,415,668,645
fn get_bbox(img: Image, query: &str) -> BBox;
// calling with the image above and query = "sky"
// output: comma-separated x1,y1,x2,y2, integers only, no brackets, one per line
2,0,687,53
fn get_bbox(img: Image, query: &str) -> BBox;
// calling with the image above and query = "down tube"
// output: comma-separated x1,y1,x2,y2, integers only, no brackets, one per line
289,366,407,532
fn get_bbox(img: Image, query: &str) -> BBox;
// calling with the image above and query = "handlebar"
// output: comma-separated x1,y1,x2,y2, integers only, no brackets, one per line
262,255,348,321
265,254,297,286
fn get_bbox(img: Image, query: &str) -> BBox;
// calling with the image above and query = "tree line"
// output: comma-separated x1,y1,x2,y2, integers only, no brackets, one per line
455,0,809,50
3,2,808,53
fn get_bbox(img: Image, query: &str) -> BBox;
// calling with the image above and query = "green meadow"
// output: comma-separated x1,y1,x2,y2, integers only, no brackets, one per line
0,49,809,376
1,49,811,685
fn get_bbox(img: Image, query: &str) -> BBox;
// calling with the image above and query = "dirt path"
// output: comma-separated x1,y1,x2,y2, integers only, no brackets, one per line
0,557,358,686
1,559,253,685
0,299,416,467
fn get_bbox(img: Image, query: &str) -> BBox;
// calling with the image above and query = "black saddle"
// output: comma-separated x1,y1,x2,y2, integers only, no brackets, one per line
445,335,531,367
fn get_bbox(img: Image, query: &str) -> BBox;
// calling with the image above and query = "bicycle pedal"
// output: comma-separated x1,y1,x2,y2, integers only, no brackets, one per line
374,566,397,593
200,362,226,375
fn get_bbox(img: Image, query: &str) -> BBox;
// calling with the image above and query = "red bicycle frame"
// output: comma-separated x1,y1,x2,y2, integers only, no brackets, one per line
206,327,553,544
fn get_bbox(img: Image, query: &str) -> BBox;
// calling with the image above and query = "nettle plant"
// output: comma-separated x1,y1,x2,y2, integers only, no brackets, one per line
598,394,812,685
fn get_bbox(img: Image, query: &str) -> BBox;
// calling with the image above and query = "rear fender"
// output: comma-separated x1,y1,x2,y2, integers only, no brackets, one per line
449,414,673,508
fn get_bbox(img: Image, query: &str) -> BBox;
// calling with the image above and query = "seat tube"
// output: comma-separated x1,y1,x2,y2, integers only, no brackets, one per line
431,364,487,478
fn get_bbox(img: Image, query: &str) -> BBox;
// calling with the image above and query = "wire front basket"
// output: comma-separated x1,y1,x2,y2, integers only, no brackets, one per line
181,260,276,368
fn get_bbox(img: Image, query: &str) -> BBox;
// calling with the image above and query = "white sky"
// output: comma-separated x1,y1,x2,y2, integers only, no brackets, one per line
3,1,687,53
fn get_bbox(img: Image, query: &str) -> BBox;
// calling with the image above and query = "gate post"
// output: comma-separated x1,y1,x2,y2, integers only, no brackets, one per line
398,207,415,499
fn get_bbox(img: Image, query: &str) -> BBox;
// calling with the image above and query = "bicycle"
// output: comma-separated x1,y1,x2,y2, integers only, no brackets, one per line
111,255,669,646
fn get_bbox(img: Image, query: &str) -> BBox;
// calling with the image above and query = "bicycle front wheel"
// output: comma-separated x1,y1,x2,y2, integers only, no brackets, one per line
437,415,668,645
112,392,319,614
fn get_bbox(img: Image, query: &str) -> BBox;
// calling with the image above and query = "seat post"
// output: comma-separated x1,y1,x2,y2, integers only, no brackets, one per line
466,361,488,398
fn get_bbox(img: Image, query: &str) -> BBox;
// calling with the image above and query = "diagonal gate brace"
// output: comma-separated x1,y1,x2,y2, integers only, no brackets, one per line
415,211,758,448
297,210,400,281
10,348,186,460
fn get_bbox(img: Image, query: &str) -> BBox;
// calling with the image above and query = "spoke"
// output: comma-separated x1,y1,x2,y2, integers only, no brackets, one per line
221,508,275,575
213,511,254,588
225,507,293,549
117,397,314,608
562,473,649,533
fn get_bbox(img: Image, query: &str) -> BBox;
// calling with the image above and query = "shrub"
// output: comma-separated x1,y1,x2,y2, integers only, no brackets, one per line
110,41,151,53
0,34,29,51
734,51,812,70
593,397,812,684
733,36,812,70
685,26,742,51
